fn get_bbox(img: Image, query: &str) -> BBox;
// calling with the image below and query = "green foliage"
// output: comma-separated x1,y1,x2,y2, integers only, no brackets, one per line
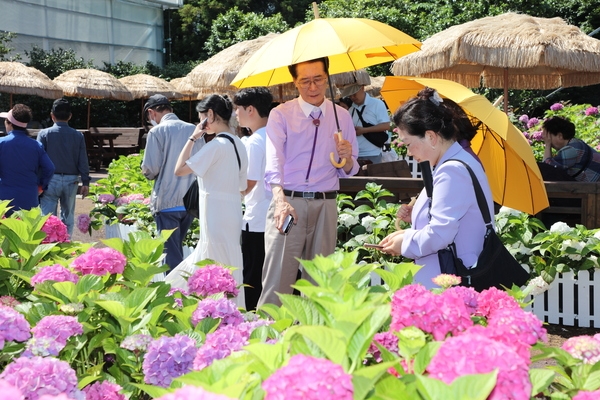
0,31,20,61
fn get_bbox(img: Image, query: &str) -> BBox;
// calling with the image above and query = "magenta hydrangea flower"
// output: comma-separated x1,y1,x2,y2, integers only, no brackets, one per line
71,247,127,276
121,334,152,352
22,336,64,357
443,286,478,314
368,331,399,363
32,315,83,346
550,103,564,111
562,335,600,364
41,215,69,243
0,305,31,350
526,117,540,129
518,114,529,124
31,264,79,286
98,194,115,204
143,334,197,388
574,390,600,400
155,386,235,400
191,298,244,327
262,354,353,400
585,106,598,116
531,130,543,141
187,264,239,297
193,324,249,370
475,287,520,318
426,332,531,400
0,379,23,400
115,193,145,206
390,284,473,340
83,381,125,400
0,295,20,308
485,308,547,361
76,214,91,234
0,356,82,400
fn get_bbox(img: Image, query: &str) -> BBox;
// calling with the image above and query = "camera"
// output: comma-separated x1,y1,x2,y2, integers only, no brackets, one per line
282,214,294,234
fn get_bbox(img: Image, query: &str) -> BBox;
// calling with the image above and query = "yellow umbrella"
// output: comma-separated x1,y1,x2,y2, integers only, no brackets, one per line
230,18,421,88
380,76,549,215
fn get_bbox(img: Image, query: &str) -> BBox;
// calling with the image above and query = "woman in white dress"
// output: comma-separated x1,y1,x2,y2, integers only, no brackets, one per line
165,95,248,307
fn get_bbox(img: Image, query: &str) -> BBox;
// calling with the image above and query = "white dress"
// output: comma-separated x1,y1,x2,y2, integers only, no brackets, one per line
165,132,248,307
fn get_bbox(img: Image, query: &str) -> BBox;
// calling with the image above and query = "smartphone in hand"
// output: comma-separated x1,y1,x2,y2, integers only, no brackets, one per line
282,214,294,234
200,117,208,130
364,243,383,249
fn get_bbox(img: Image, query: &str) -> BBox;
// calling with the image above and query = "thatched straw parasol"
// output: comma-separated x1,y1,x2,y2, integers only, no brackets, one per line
169,77,196,101
365,76,385,98
119,74,182,100
54,69,134,128
0,61,63,107
392,12,600,112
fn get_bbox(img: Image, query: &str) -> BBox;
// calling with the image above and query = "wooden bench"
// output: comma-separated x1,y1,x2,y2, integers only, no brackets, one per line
88,127,146,157
339,177,600,229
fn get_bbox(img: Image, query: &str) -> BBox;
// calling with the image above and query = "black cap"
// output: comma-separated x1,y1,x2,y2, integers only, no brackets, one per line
143,94,171,114
52,98,71,114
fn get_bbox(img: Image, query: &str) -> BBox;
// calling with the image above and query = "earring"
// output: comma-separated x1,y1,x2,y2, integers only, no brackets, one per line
431,145,436,149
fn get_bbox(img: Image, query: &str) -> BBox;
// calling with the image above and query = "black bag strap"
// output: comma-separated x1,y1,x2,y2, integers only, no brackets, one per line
353,105,369,127
216,133,241,170
444,159,492,226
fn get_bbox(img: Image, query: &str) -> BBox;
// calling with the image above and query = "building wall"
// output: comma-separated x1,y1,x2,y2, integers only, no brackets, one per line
0,0,180,67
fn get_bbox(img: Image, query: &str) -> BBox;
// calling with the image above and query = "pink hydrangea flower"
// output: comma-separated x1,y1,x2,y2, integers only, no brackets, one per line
0,356,82,400
431,274,461,288
526,117,539,129
585,107,598,116
83,381,125,400
574,390,600,400
41,215,69,243
390,284,473,340
485,308,547,361
38,396,72,400
368,331,399,363
155,386,235,400
115,193,145,206
562,335,600,364
193,324,249,370
31,315,83,350
191,298,244,327
532,130,543,141
0,379,23,400
71,247,127,276
98,194,115,204
187,264,239,297
518,115,529,124
443,286,478,314
475,287,520,318
76,214,91,234
262,355,353,400
0,296,20,308
0,306,31,350
143,334,197,388
550,103,564,111
31,264,79,286
426,332,531,400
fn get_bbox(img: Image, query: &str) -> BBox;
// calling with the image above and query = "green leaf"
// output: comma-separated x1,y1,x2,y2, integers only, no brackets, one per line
449,372,497,400
352,362,399,400
244,342,286,373
529,368,556,396
279,294,324,325
285,325,347,365
133,384,170,398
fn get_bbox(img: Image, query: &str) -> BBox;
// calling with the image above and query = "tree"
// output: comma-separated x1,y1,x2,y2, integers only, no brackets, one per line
204,7,289,56
0,31,20,61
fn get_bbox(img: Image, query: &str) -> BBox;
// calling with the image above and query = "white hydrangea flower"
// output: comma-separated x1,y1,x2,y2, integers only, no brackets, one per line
550,221,572,234
561,239,585,252
339,213,359,228
498,206,521,217
525,276,551,297
567,253,582,261
511,242,532,255
361,216,376,233
594,230,600,240
590,255,599,267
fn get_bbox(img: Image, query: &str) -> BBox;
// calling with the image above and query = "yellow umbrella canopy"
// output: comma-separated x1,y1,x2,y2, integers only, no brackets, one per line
119,74,182,100
0,61,63,106
380,76,549,215
231,18,421,88
391,12,600,112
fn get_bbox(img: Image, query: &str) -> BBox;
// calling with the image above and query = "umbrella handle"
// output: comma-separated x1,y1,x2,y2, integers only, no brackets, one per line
330,130,346,168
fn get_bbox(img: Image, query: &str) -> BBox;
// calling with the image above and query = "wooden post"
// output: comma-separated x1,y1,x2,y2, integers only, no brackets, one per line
312,2,320,18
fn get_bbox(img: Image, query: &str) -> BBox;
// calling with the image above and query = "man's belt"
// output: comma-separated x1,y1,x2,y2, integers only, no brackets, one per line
282,189,337,200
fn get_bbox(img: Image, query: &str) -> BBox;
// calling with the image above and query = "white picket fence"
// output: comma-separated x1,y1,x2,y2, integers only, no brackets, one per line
400,155,422,179
526,270,600,328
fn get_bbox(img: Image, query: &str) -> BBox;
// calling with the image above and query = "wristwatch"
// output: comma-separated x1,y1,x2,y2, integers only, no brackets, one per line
189,136,197,142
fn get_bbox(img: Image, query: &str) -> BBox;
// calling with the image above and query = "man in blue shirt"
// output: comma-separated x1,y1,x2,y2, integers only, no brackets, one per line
38,98,90,236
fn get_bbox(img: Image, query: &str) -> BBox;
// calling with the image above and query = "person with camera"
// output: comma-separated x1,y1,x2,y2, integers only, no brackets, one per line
342,83,391,166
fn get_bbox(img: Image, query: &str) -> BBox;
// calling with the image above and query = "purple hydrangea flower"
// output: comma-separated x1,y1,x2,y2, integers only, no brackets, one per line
0,306,31,350
585,107,598,116
187,264,238,297
98,194,116,204
193,324,250,370
518,114,529,124
367,331,399,363
83,381,126,400
155,386,235,400
143,334,197,387
31,315,83,346
22,336,64,357
31,264,79,286
71,247,127,276
526,117,540,129
262,354,354,400
0,356,83,400
121,334,153,352
191,298,244,327
550,103,564,111
532,130,543,141
0,296,20,308
76,214,91,234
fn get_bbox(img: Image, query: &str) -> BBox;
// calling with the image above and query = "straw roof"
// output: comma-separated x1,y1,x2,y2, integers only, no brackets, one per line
119,74,182,99
0,61,63,98
169,77,197,101
53,69,134,101
392,12,600,89
330,69,371,87
365,76,385,97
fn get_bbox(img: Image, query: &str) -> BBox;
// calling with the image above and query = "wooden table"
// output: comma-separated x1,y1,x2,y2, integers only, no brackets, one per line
83,131,121,171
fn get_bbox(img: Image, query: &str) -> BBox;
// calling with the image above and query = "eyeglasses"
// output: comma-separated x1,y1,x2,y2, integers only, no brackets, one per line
296,76,327,89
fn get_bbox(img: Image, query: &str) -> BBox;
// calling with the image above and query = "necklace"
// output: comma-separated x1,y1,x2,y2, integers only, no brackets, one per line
311,110,322,127
306,110,323,182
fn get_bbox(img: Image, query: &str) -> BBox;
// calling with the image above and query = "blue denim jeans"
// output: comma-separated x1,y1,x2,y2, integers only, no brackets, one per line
40,174,79,236
154,211,194,272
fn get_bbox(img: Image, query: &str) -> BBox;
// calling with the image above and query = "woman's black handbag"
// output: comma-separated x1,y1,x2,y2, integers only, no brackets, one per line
182,133,241,218
435,160,530,291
